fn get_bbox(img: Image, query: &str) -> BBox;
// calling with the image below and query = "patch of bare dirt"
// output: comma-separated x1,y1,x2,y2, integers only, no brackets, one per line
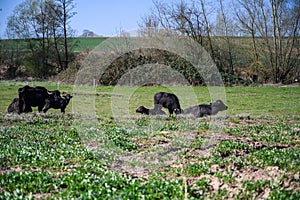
109,131,198,179
105,118,299,198
33,193,53,199
184,164,299,199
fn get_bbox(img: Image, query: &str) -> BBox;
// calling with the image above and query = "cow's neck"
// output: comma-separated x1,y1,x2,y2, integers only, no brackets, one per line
145,109,150,115
65,98,70,104
211,107,218,115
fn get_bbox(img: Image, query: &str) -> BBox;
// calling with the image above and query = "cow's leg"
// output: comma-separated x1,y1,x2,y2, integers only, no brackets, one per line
18,99,24,114
168,108,173,116
24,105,32,113
38,105,44,112
43,104,49,113
199,112,206,117
27,106,33,113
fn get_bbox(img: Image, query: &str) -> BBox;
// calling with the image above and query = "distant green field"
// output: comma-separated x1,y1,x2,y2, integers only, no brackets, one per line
74,37,108,51
0,37,108,53
2,36,298,53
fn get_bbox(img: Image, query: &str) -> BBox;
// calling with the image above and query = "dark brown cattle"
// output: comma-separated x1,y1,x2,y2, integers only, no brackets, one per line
154,92,182,116
183,100,228,118
43,94,72,113
136,105,166,115
18,86,59,113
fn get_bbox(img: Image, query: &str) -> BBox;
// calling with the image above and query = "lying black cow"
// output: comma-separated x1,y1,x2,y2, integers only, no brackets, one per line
136,105,166,115
154,92,182,116
7,98,32,114
183,100,228,118
43,94,72,113
18,85,58,113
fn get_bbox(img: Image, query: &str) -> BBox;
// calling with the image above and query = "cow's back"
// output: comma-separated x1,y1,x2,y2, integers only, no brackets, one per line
26,87,48,107
18,86,50,112
155,92,179,103
183,105,201,117
154,92,164,104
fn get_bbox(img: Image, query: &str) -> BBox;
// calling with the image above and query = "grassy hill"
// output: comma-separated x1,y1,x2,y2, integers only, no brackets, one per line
73,37,108,52
0,37,108,53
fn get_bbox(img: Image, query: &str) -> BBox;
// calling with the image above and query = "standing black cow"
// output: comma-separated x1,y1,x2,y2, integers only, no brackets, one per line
18,85,58,113
43,94,73,113
183,100,228,118
154,92,182,116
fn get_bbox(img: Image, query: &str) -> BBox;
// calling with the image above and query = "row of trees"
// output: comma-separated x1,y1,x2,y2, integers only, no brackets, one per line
0,0,299,84
138,0,300,83
1,0,76,78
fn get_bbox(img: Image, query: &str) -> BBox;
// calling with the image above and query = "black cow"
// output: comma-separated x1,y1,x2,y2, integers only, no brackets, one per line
183,100,228,118
136,105,166,115
154,92,182,116
43,94,72,113
7,98,32,114
18,85,58,113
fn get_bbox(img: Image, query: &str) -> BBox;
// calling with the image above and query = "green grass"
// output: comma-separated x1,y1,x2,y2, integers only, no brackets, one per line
225,86,300,118
0,81,299,199
2,81,299,118
0,37,108,53
74,37,108,52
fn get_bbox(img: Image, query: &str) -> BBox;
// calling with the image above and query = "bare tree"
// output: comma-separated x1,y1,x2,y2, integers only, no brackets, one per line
5,0,76,77
218,0,234,74
140,1,208,41
237,0,299,83
58,0,76,70
235,0,261,81
139,0,216,57
44,0,76,71
139,0,299,84
199,0,215,60
138,12,160,37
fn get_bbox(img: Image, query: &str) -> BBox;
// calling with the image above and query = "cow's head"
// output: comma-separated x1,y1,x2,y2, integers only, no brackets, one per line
175,108,183,114
212,100,228,113
136,106,148,114
63,94,73,102
18,85,30,95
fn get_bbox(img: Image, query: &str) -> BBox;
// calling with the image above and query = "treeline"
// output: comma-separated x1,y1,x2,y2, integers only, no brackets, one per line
0,0,299,85
0,0,77,78
138,0,300,84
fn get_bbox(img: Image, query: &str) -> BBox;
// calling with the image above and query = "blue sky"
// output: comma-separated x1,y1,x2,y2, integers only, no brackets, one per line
0,0,154,38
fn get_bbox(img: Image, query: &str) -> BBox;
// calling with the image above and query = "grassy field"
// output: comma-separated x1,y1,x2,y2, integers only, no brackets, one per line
0,37,108,53
0,81,299,199
74,37,108,52
1,81,299,118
